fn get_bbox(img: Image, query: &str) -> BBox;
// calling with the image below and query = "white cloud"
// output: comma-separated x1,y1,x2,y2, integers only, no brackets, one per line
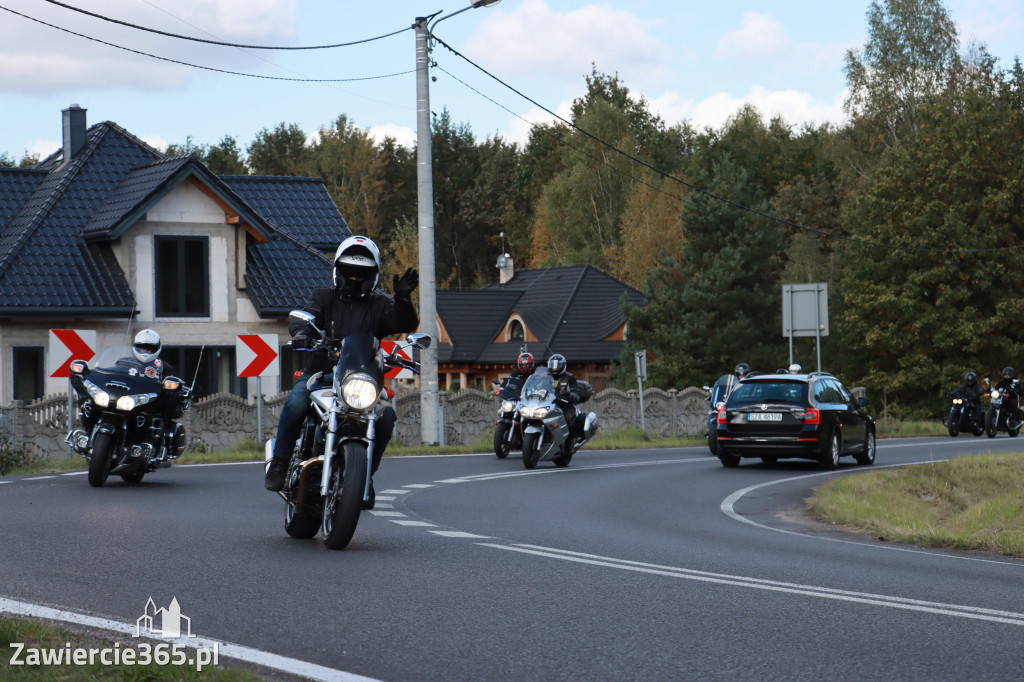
503,100,574,146
465,0,664,87
646,87,847,132
367,123,415,148
716,12,790,60
25,138,59,160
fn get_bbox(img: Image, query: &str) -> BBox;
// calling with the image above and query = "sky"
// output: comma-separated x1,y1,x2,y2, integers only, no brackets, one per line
1,0,1022,161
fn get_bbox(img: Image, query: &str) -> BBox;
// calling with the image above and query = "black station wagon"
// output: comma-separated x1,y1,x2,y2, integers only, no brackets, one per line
715,372,876,469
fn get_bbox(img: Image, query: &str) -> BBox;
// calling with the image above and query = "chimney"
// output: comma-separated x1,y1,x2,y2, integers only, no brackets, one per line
496,253,514,284
62,104,87,165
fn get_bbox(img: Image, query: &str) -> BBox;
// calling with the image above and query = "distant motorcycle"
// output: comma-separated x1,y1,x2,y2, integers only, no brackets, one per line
265,310,431,550
985,384,1022,438
944,388,984,437
517,367,598,469
492,374,526,459
66,347,191,486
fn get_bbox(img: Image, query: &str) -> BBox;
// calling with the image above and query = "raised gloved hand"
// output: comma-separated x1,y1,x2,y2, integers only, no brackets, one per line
393,267,419,300
291,335,312,350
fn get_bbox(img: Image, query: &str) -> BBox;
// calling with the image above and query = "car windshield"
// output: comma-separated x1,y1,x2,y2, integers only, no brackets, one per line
728,380,806,404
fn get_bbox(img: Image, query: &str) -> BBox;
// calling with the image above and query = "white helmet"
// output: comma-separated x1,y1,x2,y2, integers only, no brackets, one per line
132,329,162,363
788,363,802,374
333,235,381,300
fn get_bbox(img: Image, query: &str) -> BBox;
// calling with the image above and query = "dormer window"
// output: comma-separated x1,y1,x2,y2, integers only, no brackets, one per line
509,319,525,341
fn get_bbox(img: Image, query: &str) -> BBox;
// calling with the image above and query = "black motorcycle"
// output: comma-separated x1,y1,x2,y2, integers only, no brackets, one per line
492,374,525,458
944,388,984,437
266,310,430,550
985,384,1022,438
66,347,191,487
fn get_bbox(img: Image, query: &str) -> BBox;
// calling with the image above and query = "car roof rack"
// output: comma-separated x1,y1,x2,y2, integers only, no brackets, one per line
807,371,834,378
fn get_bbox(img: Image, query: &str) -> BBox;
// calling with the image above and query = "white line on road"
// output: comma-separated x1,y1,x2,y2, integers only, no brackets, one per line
480,543,1024,626
0,597,380,681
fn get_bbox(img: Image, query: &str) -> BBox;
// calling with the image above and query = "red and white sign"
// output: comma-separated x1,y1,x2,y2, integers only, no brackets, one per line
49,329,97,378
237,334,280,377
381,340,414,379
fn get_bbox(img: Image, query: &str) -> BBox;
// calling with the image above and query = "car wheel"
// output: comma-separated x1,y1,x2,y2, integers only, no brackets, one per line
819,431,840,470
707,432,718,455
855,429,876,465
718,452,740,468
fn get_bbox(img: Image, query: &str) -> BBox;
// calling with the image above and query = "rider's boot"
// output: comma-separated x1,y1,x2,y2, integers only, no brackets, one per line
265,458,288,491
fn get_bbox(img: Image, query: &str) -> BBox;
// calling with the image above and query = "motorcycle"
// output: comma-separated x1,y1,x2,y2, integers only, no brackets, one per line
265,310,430,550
944,387,985,437
517,367,598,470
66,347,191,487
985,383,1022,438
492,374,526,458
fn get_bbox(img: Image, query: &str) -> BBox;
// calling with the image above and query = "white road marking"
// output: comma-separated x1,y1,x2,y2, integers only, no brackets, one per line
431,531,489,539
480,543,1024,626
378,489,410,495
368,511,405,518
0,596,379,682
391,520,435,527
23,476,56,481
62,471,87,476
403,484,435,488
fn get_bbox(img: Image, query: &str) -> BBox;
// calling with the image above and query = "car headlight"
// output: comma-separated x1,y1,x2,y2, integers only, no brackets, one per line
342,373,378,410
501,400,516,413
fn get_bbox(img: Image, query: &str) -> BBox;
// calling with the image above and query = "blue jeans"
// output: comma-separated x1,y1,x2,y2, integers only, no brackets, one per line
272,373,396,474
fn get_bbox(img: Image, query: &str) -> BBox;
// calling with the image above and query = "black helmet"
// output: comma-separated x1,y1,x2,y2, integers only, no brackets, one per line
735,362,750,378
965,372,977,385
1003,367,1016,379
547,354,567,377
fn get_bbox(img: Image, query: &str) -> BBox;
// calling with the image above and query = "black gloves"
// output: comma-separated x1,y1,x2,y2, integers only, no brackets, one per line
291,335,312,350
393,267,419,301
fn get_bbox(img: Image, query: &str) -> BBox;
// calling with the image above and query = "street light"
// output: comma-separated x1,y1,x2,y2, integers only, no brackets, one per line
414,0,500,445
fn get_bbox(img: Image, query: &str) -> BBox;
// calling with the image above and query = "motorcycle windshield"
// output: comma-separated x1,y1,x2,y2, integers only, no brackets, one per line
521,368,555,402
335,333,384,384
84,347,163,395
499,375,526,399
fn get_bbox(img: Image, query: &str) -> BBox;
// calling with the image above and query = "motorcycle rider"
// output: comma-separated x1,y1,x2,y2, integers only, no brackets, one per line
994,367,1023,421
547,354,583,440
492,351,535,396
264,235,419,501
951,371,985,427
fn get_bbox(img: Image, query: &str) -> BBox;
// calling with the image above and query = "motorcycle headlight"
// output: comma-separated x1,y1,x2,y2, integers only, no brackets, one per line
522,406,548,419
953,398,962,405
342,373,378,410
991,389,1000,399
501,400,516,413
94,391,110,408
116,395,137,411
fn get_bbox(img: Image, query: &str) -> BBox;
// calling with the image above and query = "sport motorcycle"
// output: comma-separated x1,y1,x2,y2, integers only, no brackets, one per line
517,367,598,469
265,310,430,550
66,347,191,487
985,384,1022,438
492,374,525,458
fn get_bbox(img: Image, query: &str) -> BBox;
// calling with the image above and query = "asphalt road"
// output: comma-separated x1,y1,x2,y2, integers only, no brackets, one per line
2,436,1023,681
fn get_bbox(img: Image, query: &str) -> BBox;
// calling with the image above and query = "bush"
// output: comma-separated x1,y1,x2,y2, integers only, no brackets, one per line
0,432,27,475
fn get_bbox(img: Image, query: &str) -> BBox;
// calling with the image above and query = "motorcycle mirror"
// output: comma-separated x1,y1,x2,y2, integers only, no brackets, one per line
289,309,323,336
406,333,431,350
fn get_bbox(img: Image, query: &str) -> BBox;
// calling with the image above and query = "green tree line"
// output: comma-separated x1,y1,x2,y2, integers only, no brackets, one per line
3,0,1021,418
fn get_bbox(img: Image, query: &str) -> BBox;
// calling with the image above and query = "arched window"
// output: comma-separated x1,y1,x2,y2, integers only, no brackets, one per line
509,319,525,341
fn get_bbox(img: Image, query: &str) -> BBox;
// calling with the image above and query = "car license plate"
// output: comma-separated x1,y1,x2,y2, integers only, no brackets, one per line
747,412,782,422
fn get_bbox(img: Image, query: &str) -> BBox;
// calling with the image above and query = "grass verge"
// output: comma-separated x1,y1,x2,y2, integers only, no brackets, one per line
808,452,1024,558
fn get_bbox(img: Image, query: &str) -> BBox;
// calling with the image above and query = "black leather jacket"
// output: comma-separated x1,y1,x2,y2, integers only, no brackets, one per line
553,371,580,405
292,286,418,375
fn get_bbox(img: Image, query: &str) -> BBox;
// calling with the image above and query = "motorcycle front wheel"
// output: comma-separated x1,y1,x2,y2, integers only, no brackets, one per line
87,431,114,487
322,441,367,550
493,423,511,459
985,408,998,438
284,462,320,539
947,407,960,437
522,431,541,470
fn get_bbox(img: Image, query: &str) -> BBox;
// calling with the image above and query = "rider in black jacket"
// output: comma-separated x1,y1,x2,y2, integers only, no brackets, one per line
547,354,583,439
994,367,1022,420
265,236,419,496
951,371,985,427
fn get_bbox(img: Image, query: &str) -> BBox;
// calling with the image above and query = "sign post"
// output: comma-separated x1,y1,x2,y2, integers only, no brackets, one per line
237,334,280,443
50,329,97,454
635,350,647,431
782,283,829,372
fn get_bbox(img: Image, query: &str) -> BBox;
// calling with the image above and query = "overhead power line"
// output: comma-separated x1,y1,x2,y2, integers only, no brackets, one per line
41,0,410,49
432,35,1024,255
0,5,413,83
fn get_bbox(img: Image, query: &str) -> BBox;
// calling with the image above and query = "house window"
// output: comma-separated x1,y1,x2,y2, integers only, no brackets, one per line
12,346,44,402
155,236,209,317
508,319,525,342
161,345,239,399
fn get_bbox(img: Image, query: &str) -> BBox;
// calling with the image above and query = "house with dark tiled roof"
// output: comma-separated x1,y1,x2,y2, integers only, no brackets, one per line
435,256,644,392
0,105,349,403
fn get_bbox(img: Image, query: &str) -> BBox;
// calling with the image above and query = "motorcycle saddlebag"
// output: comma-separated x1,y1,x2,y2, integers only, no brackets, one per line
577,381,593,404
